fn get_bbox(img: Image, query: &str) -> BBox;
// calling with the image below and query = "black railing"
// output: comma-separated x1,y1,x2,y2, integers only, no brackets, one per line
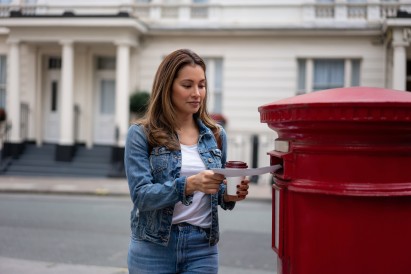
74,104,80,143
0,114,11,171
20,103,29,140
0,120,10,156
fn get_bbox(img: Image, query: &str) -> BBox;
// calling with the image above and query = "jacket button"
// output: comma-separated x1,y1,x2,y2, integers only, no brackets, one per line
208,158,213,163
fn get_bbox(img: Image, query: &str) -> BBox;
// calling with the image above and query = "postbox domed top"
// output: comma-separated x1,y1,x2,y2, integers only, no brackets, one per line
260,87,411,106
259,86,411,124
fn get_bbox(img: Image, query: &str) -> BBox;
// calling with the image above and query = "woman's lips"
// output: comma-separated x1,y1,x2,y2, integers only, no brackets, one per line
188,102,200,107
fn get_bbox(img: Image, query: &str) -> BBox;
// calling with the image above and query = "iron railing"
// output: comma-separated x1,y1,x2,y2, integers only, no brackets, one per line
20,103,29,141
226,131,276,185
74,104,80,144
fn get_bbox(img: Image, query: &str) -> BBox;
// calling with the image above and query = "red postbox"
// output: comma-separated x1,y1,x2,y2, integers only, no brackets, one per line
258,87,411,274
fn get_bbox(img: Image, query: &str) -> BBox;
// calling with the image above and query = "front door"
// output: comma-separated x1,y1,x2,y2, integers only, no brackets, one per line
94,72,116,145
43,69,61,143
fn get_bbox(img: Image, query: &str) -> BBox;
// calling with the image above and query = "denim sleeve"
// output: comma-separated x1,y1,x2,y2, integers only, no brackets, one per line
124,124,193,212
217,126,236,210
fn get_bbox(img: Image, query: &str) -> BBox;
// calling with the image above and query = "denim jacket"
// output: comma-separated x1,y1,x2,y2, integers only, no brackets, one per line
124,119,235,247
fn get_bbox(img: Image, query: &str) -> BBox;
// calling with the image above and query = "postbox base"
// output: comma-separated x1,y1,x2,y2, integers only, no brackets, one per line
280,191,411,274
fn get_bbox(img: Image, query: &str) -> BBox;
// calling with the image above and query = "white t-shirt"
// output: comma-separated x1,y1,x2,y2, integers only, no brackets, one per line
172,144,211,228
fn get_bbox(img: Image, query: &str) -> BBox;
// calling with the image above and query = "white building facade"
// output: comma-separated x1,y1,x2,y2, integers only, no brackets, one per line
0,0,410,177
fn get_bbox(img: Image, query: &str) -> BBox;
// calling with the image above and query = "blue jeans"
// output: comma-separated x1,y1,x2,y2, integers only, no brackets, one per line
128,223,219,274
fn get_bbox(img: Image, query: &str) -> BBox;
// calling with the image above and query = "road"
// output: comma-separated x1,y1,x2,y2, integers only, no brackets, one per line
0,194,277,274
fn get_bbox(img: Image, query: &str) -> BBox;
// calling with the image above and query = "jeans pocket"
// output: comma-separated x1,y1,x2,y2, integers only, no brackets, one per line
200,227,211,241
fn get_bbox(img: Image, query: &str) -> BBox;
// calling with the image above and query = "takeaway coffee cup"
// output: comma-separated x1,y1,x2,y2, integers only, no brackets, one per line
225,161,248,196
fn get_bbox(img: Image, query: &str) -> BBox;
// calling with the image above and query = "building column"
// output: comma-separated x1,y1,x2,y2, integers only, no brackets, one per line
56,40,75,161
110,42,131,177
392,29,408,91
115,42,130,148
3,39,25,159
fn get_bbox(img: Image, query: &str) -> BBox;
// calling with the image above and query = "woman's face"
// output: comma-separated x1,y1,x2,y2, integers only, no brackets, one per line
171,64,206,118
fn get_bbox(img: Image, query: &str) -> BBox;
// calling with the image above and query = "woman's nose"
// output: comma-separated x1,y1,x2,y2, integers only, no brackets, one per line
192,86,201,96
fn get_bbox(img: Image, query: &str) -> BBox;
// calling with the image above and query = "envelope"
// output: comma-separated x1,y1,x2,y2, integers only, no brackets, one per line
211,164,282,177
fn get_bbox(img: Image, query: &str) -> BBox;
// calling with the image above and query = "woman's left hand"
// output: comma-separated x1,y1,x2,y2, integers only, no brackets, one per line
223,178,250,202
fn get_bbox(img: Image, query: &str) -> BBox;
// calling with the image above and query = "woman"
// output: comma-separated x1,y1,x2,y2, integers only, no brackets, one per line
125,49,250,274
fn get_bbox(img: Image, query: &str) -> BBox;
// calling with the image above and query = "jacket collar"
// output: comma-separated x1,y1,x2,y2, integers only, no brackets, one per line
195,118,212,137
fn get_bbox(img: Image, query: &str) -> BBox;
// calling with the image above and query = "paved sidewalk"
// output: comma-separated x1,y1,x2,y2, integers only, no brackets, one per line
0,257,128,274
0,256,275,274
0,175,272,201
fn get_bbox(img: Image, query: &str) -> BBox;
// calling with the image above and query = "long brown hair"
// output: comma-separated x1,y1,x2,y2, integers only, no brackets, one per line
138,49,220,150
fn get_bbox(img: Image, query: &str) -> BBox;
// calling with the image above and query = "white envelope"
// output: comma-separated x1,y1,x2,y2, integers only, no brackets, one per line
211,164,282,177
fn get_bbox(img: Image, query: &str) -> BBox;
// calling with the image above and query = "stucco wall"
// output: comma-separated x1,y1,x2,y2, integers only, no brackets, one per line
135,34,385,135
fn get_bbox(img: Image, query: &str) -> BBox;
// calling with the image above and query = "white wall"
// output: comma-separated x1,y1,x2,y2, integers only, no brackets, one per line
19,44,36,141
136,34,385,134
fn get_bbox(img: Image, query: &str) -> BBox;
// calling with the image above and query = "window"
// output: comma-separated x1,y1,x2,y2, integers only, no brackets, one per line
97,57,116,70
313,59,345,91
135,0,151,18
0,56,6,108
297,58,361,94
161,0,179,19
347,0,367,19
100,80,115,114
48,57,61,69
51,81,58,112
191,0,208,19
315,0,335,18
204,58,223,114
351,59,361,86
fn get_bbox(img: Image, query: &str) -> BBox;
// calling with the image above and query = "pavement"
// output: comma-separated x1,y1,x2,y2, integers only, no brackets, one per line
0,175,273,200
0,175,274,274
0,256,275,274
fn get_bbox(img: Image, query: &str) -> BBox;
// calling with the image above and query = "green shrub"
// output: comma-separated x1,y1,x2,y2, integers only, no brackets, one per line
130,91,150,116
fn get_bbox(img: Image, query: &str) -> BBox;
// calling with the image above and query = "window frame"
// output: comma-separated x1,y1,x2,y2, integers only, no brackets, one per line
204,57,224,114
297,57,361,95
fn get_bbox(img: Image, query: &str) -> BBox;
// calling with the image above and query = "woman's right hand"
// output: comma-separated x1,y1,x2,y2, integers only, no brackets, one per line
186,170,225,195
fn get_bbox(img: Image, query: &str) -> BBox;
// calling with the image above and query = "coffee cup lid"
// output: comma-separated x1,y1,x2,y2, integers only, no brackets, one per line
225,161,248,168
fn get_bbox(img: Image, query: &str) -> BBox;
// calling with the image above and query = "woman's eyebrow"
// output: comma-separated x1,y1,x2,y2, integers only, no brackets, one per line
179,78,205,82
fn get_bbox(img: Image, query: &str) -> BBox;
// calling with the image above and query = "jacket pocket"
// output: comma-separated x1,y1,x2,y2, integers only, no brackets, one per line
150,147,171,182
142,210,163,234
150,147,170,174
209,148,223,168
